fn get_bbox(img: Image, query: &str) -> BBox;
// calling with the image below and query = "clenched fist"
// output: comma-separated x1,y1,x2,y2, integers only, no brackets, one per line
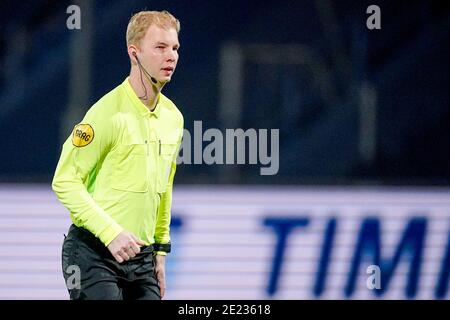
107,231,146,263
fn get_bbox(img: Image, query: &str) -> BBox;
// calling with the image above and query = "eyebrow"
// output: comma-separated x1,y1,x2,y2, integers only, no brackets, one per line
155,41,180,48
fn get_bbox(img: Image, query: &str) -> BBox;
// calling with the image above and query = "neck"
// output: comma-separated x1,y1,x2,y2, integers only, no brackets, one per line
129,66,160,111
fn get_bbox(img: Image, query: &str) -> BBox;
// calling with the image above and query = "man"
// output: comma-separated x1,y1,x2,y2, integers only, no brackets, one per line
52,10,183,300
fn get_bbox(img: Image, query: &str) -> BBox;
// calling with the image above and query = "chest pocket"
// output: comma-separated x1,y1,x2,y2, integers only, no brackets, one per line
157,142,178,194
111,143,148,193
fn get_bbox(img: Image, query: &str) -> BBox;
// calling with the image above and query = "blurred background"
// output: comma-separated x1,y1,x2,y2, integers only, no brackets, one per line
0,0,449,299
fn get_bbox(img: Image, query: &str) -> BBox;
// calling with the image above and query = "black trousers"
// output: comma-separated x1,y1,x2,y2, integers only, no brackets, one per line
61,224,161,300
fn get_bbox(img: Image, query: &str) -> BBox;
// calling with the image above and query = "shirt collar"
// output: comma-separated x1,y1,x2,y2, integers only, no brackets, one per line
122,77,161,118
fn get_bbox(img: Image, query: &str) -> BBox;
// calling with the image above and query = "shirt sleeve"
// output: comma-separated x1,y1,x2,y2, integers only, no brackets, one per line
52,107,124,246
154,129,183,256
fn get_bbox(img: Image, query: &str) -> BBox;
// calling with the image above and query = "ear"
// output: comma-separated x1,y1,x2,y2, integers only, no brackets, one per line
127,45,139,64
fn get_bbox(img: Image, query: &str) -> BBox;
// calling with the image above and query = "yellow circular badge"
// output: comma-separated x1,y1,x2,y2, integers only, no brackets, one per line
72,124,94,147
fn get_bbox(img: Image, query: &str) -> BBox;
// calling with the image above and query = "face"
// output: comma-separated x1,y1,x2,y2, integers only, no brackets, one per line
135,24,180,83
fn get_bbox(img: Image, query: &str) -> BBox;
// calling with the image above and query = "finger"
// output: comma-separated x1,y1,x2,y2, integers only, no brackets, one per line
114,254,124,263
159,281,165,299
130,234,146,247
125,246,136,258
157,271,166,298
136,239,146,246
130,242,141,254
118,250,130,261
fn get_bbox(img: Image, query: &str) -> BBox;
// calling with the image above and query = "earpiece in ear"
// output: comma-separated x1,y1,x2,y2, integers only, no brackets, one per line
132,52,139,63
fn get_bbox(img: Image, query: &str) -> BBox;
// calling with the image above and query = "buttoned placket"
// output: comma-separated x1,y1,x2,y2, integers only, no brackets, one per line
123,78,163,195
146,111,161,195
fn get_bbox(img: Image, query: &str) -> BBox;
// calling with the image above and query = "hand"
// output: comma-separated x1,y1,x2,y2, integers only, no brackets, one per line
107,231,146,263
155,254,166,298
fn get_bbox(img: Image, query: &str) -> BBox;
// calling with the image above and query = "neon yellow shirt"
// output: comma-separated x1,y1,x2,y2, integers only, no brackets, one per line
52,77,183,255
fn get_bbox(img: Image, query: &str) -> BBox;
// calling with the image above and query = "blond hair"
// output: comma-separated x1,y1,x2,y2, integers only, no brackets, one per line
126,10,180,47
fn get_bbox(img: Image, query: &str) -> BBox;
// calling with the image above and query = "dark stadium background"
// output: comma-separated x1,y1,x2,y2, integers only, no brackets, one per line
0,0,448,185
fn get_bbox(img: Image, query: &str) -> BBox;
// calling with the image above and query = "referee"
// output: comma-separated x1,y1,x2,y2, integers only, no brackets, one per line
52,10,183,300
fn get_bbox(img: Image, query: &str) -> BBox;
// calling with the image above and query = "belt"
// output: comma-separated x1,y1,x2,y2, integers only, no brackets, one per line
68,224,154,255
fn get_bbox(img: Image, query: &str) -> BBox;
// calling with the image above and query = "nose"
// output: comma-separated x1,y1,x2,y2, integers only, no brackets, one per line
166,49,178,62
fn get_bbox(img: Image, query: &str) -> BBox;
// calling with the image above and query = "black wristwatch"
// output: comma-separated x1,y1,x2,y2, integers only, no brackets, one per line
153,242,171,253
